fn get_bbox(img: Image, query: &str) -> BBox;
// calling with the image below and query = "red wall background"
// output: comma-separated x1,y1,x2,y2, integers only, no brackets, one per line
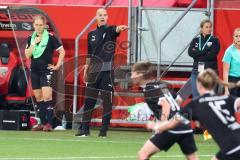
215,8,240,78
1,3,240,126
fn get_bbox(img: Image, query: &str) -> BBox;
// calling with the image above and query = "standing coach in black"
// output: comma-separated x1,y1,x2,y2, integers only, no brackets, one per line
75,8,128,137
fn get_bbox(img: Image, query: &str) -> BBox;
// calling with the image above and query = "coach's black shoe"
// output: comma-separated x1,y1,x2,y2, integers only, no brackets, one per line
75,130,90,137
98,130,107,138
75,122,90,137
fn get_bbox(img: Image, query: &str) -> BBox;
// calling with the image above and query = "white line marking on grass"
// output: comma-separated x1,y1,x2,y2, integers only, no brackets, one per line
0,137,143,144
0,155,214,160
0,137,216,146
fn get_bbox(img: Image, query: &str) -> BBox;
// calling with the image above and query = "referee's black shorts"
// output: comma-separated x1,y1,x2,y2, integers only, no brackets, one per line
31,69,53,90
216,150,240,160
150,131,197,155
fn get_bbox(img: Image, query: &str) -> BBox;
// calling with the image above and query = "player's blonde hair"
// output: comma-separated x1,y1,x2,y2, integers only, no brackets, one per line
33,14,47,24
197,69,218,90
197,69,240,90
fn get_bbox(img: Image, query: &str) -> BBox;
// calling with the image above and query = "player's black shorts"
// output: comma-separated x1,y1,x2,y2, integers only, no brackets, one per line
216,150,240,160
150,131,197,155
31,69,53,90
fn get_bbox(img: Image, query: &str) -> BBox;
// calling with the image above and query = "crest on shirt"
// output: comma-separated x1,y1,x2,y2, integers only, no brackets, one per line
207,42,212,47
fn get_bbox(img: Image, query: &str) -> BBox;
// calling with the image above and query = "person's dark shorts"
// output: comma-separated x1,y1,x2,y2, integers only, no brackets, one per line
31,70,53,90
216,150,240,160
228,76,240,97
150,131,197,155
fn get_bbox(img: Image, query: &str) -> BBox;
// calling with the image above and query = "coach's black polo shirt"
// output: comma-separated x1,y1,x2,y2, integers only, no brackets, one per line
87,25,119,72
26,34,62,71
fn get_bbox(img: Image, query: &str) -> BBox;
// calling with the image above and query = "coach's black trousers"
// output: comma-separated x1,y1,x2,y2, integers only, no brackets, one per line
81,71,113,131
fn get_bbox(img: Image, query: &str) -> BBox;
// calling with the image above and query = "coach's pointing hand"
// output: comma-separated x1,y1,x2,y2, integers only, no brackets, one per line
116,25,128,33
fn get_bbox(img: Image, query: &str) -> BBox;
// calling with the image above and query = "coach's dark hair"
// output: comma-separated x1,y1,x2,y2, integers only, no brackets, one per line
132,61,156,80
200,19,212,28
33,14,47,24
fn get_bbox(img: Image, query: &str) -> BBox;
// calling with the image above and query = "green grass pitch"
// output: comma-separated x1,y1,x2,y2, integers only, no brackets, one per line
0,129,218,160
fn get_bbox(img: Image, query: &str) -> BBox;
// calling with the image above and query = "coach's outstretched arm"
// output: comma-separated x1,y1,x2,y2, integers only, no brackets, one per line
116,25,128,33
